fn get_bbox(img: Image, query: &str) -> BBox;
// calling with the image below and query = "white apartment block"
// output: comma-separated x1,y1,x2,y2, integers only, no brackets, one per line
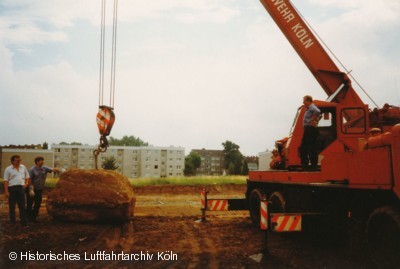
52,144,185,178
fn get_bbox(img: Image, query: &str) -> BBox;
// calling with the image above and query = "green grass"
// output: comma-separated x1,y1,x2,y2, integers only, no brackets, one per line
1,176,247,189
129,175,247,187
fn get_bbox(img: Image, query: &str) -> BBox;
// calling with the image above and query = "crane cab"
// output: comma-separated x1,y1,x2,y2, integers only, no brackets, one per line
281,100,369,171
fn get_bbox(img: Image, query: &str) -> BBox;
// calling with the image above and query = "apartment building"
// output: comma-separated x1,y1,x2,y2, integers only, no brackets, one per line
52,144,185,178
192,149,225,175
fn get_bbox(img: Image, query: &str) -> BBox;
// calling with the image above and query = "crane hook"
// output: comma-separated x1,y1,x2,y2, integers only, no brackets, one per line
93,106,115,169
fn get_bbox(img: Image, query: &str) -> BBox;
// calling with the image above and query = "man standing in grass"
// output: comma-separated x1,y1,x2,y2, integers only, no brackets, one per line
3,155,30,227
27,156,59,222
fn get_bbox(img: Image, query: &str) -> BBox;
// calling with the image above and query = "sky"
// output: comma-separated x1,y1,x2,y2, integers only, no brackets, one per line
0,0,399,156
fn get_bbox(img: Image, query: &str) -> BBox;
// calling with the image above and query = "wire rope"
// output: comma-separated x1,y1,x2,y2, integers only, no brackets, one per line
291,1,379,108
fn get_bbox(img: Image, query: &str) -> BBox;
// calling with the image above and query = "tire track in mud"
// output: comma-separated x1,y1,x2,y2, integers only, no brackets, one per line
178,221,202,269
172,219,220,269
89,220,135,253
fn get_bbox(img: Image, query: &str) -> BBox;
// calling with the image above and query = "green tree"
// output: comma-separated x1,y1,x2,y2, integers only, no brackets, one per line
184,151,201,176
222,140,244,175
42,142,48,149
242,160,249,175
108,135,149,146
102,156,119,170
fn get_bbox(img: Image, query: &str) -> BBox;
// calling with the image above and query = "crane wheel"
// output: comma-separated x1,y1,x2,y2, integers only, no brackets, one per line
248,189,265,226
367,205,400,269
269,191,286,213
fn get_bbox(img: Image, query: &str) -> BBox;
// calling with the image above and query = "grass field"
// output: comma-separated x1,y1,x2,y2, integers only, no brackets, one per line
0,175,247,189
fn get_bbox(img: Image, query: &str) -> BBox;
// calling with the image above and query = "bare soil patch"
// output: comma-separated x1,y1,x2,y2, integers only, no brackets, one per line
0,184,375,268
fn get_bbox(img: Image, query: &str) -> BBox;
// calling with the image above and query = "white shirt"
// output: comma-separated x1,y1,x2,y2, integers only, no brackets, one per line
4,164,30,187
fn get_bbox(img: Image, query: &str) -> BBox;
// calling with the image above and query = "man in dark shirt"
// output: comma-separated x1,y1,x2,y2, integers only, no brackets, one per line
27,156,59,222
299,95,321,171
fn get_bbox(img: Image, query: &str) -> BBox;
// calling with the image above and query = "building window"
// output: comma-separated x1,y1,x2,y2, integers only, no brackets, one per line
154,165,158,169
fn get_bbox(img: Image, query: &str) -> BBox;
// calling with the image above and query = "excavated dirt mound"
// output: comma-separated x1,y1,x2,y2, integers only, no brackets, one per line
46,169,135,223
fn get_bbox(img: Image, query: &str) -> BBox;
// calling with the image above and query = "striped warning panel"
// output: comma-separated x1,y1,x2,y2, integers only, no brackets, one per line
260,200,268,230
207,199,228,211
200,190,206,209
271,214,302,232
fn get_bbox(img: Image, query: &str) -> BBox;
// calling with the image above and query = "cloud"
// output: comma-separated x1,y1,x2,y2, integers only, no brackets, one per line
0,60,98,145
0,18,68,45
298,0,400,106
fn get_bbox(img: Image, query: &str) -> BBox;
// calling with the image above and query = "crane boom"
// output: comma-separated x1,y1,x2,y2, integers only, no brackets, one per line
260,0,364,107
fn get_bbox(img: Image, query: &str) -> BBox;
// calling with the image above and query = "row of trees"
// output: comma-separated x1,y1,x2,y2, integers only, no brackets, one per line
57,135,149,147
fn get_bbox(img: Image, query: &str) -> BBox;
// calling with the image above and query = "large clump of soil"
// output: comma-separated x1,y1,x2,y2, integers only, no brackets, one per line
47,169,135,223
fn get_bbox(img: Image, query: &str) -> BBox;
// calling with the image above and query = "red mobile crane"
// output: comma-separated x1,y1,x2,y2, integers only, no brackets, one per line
246,0,400,266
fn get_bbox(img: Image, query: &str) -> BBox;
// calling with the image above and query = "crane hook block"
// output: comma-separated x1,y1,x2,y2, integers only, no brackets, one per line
96,105,115,137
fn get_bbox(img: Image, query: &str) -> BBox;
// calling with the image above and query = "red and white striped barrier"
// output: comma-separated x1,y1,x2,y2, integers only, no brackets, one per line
199,190,247,222
260,199,268,230
201,190,206,209
271,214,302,232
207,199,228,211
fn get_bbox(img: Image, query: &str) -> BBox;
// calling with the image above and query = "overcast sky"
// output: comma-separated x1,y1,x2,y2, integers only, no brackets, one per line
1,0,399,156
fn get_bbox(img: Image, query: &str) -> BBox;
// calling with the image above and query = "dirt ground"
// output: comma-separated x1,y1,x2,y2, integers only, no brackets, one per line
0,184,377,268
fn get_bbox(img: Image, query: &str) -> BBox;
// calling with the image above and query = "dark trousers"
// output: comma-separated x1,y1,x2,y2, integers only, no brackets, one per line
299,126,319,169
8,185,28,226
26,188,43,221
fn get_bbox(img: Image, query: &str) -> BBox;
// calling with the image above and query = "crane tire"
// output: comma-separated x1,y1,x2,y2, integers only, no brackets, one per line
269,191,286,213
248,189,265,226
367,205,400,269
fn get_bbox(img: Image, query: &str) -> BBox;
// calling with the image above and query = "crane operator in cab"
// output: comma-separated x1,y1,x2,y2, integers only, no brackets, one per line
299,95,321,171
